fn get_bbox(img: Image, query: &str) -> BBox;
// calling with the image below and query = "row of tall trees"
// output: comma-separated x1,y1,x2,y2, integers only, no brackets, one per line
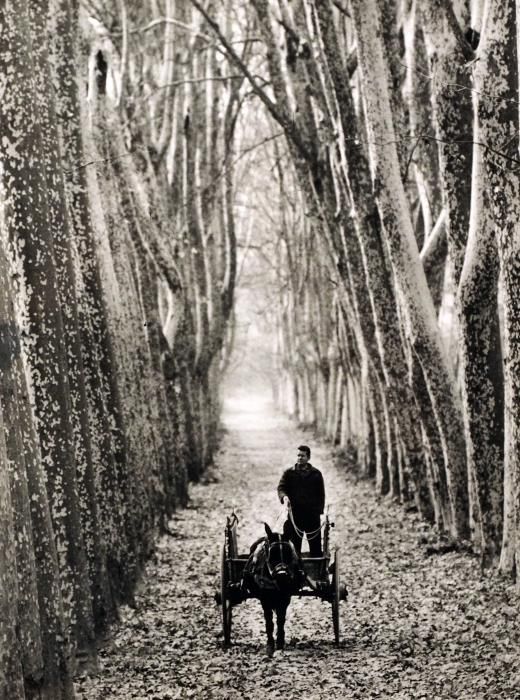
0,0,241,697
199,0,520,580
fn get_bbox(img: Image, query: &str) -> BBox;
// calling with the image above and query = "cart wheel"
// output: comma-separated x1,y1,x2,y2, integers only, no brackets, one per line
220,544,232,646
331,548,341,645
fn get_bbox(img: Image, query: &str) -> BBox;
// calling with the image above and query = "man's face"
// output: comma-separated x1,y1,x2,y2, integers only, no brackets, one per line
296,449,309,466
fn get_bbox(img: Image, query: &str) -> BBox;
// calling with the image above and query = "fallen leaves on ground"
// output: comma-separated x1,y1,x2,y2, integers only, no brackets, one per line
74,399,520,700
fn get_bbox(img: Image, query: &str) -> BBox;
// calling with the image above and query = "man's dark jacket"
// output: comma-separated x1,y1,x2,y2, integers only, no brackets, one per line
277,464,325,520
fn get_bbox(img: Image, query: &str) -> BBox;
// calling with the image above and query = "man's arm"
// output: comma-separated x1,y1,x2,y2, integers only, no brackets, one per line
318,470,325,514
277,469,291,504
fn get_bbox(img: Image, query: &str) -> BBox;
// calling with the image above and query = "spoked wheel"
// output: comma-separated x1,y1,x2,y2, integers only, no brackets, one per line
331,548,341,645
220,544,232,647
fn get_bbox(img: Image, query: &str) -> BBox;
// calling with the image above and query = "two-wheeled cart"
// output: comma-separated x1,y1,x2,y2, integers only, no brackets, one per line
217,511,348,647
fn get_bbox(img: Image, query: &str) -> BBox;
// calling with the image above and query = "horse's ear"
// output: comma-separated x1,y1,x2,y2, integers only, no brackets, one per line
264,522,273,538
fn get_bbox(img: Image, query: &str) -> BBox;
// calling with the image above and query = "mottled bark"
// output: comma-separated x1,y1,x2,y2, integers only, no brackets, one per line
87,105,144,601
106,129,170,518
473,0,520,577
0,243,43,689
51,0,132,620
458,112,503,565
129,215,184,518
0,0,94,658
402,1,443,247
0,242,73,698
380,0,409,176
0,408,25,699
33,0,116,648
409,354,453,533
351,0,469,538
420,0,473,284
101,136,158,569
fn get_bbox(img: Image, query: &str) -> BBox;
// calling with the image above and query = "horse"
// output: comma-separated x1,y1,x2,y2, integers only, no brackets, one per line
242,523,305,656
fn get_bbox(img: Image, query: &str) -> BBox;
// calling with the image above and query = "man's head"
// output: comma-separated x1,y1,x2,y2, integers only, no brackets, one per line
296,445,311,466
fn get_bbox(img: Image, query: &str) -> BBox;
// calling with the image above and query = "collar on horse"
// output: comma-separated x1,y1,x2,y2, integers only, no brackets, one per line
247,533,301,592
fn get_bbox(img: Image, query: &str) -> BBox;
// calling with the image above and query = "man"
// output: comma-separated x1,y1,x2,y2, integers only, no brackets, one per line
277,445,325,557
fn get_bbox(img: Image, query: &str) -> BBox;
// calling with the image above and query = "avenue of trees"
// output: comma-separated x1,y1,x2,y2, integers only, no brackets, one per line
1,0,520,697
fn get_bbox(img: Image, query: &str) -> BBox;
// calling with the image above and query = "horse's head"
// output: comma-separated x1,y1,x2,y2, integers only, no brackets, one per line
264,523,301,593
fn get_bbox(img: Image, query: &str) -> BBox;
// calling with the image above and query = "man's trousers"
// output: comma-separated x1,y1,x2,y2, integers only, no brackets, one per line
283,513,322,557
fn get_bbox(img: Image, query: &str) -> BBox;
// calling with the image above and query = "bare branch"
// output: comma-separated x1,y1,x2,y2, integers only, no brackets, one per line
399,61,520,109
65,147,147,173
235,219,255,287
188,0,311,161
420,208,446,263
423,134,520,169
346,48,358,78
117,0,128,109
137,74,252,99
188,1,279,113
129,16,212,40
403,127,427,183
439,0,475,62
331,0,351,18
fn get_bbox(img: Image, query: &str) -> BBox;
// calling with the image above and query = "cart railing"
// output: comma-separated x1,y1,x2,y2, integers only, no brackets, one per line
225,511,239,559
301,556,328,581
228,555,249,581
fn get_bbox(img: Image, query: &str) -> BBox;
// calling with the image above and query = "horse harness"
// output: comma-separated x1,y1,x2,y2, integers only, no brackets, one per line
245,534,302,592
265,534,298,580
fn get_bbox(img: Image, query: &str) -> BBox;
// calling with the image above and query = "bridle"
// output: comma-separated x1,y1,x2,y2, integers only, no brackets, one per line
265,534,297,582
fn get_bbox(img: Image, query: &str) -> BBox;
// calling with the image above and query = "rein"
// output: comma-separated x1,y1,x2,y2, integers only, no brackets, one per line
265,535,298,586
287,508,326,541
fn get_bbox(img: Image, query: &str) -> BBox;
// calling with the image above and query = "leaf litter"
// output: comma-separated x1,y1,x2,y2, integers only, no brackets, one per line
74,400,520,700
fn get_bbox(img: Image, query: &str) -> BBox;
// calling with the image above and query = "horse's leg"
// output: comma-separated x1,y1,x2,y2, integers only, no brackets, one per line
275,597,290,650
261,599,275,656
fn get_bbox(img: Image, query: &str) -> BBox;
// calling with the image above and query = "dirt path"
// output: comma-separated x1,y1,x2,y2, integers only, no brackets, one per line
75,398,520,700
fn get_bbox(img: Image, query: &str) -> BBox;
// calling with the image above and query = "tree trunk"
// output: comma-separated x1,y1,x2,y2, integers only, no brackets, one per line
0,242,44,691
0,0,94,660
0,411,25,699
458,105,503,565
421,0,473,284
475,0,520,577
